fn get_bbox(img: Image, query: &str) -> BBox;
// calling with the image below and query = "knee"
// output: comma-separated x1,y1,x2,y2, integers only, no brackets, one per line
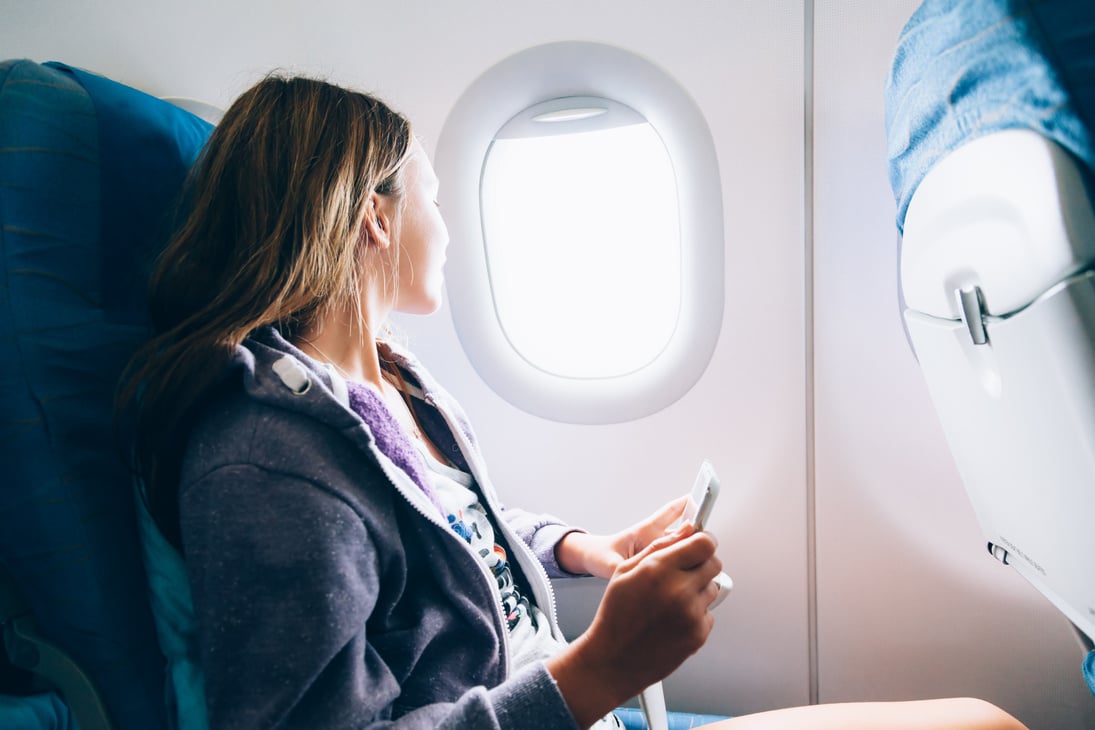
946,697,1027,730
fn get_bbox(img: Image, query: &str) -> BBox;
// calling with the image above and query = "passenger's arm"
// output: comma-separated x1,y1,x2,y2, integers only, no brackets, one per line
498,506,589,577
501,496,689,579
553,497,689,579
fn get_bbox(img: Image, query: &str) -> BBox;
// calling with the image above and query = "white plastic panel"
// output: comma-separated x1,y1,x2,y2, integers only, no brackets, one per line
902,130,1095,319
814,2,1095,726
906,278,1095,642
414,8,809,715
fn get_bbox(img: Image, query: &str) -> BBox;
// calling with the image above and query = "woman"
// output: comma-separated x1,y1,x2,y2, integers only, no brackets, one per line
119,75,1026,730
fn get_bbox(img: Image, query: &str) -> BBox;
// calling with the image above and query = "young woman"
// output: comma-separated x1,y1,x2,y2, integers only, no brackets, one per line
120,75,1027,730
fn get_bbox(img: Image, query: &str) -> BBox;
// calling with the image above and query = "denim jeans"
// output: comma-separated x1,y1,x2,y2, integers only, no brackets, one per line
885,0,1095,234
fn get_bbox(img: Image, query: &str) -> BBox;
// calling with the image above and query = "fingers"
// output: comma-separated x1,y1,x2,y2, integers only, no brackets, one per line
651,496,689,532
639,522,696,556
670,529,719,568
701,576,722,609
584,524,723,698
618,523,696,575
637,525,718,570
621,527,722,598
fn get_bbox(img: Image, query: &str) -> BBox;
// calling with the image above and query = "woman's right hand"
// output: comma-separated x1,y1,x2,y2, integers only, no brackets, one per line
545,524,722,728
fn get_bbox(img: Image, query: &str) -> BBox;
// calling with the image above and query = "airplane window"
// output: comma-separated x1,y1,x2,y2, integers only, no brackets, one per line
436,42,722,423
481,97,681,378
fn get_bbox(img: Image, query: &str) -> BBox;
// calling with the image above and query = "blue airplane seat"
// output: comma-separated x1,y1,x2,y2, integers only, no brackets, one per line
0,58,212,729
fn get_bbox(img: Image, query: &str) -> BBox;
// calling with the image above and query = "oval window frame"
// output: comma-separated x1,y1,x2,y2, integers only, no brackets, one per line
436,41,723,423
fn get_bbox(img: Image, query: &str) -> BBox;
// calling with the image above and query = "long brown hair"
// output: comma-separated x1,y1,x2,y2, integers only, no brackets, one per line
118,74,413,547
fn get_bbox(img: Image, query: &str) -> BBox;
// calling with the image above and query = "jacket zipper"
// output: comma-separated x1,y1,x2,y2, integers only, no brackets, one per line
423,394,563,642
324,362,560,674
359,434,514,676
274,353,519,676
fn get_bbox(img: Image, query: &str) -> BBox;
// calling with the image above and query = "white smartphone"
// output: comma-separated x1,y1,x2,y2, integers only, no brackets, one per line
678,460,734,609
680,459,720,531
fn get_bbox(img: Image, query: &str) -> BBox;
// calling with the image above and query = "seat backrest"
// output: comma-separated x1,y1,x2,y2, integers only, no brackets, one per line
900,128,1095,692
0,58,212,728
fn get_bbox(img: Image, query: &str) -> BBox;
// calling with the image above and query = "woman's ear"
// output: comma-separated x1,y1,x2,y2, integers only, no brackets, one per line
362,192,394,250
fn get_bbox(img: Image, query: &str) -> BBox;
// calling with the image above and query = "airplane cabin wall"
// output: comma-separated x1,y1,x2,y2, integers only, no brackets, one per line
2,1,1093,726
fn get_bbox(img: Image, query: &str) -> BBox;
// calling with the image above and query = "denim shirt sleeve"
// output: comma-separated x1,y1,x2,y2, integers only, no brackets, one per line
885,0,1095,234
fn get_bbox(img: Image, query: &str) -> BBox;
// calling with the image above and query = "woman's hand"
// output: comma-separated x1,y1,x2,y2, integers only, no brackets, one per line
555,496,690,578
546,523,722,728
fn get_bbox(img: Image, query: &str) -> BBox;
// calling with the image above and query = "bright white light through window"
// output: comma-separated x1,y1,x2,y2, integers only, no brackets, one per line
480,108,681,379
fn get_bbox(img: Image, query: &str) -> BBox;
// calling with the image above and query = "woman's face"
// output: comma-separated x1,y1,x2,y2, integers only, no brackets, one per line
391,140,449,315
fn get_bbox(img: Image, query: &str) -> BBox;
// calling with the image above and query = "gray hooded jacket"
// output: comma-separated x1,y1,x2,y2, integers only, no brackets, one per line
178,327,583,729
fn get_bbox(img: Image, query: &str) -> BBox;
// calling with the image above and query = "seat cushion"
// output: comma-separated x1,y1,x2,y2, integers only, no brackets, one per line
0,693,75,730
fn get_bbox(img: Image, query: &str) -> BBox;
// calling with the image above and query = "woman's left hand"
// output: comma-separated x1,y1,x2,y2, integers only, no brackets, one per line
555,496,690,578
